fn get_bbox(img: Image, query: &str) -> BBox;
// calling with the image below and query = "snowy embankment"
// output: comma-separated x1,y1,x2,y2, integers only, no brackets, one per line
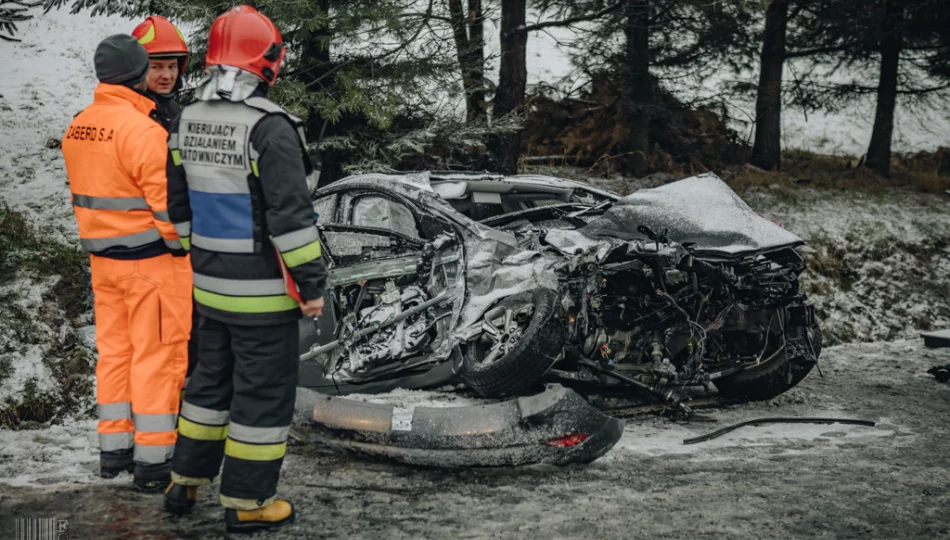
745,188,950,344
0,10,132,424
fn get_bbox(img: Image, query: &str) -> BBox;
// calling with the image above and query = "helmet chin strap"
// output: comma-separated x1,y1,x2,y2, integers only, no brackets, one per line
196,65,265,102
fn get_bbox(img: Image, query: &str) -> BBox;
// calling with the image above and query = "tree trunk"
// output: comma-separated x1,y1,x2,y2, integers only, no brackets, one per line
751,0,789,171
447,0,487,123
467,0,487,122
624,0,650,176
487,0,527,174
299,0,340,185
866,0,904,177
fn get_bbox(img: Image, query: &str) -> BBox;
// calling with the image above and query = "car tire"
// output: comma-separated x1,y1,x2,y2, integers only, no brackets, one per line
715,321,821,401
460,289,566,398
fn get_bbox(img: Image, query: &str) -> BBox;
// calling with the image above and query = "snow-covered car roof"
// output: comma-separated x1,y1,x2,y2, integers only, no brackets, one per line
334,171,620,202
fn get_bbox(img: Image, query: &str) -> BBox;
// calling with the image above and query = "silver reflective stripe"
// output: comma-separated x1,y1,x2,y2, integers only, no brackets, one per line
228,422,290,444
80,228,162,252
174,221,192,237
98,402,131,421
245,96,285,115
73,194,150,211
133,413,178,433
164,238,184,250
271,226,319,253
134,444,174,464
181,401,229,426
193,273,286,296
99,431,134,452
248,144,260,161
181,377,191,390
168,133,179,149
153,210,171,222
188,175,251,194
191,233,254,253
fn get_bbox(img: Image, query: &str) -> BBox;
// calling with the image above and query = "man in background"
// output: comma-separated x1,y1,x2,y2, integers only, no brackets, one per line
132,15,189,130
133,15,199,397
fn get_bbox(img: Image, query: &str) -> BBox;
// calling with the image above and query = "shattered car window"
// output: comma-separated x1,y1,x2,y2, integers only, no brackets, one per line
352,196,420,239
313,194,338,223
323,230,392,258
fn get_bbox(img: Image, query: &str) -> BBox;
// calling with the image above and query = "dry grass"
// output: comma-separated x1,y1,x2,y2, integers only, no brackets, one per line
727,149,950,195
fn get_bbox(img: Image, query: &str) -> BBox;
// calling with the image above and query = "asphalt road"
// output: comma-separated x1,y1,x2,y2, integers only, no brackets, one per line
2,339,949,539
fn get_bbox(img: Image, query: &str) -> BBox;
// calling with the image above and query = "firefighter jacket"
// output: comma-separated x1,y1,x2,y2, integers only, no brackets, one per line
63,83,183,259
166,93,328,326
148,90,182,132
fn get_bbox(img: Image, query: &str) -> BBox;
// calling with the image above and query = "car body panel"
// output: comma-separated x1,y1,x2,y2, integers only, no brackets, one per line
294,384,625,467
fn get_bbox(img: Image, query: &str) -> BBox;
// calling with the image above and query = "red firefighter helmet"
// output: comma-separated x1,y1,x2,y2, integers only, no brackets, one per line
205,5,285,84
132,16,189,91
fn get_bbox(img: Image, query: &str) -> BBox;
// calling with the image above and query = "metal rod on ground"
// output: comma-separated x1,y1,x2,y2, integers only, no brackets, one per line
300,292,454,362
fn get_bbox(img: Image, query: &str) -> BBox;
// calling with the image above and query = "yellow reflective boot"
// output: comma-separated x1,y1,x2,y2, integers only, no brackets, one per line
225,499,295,533
164,482,200,515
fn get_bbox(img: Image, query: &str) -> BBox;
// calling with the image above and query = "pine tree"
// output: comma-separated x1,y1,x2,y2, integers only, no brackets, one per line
785,0,950,176
46,0,490,179
447,0,487,123
1,0,40,42
537,0,756,174
750,0,789,171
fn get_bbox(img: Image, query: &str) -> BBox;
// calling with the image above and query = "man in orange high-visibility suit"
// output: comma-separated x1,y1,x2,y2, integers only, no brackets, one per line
62,34,193,492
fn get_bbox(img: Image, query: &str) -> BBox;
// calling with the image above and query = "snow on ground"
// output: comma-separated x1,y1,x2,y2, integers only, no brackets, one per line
3,340,950,539
0,274,61,404
745,188,950,343
0,419,107,488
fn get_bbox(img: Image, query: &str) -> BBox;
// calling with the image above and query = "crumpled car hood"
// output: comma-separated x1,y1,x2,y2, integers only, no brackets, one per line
579,173,804,256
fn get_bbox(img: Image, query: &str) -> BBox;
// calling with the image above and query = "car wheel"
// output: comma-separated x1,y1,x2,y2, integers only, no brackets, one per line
460,289,566,398
715,320,821,401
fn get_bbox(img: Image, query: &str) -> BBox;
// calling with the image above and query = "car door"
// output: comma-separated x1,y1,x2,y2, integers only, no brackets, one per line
300,191,428,354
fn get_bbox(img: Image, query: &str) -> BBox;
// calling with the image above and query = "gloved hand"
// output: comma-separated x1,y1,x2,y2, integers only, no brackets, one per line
300,296,324,318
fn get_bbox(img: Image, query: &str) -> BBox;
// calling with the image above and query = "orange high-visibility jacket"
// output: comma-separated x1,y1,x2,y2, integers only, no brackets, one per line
63,84,181,258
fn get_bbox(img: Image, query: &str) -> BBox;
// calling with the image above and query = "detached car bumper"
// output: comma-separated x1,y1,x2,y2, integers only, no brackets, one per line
294,384,624,467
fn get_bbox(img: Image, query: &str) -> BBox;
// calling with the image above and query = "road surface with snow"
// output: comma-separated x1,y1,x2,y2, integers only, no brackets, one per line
2,340,949,539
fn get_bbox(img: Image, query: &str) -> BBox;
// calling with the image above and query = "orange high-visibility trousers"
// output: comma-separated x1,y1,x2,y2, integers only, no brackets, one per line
92,253,192,469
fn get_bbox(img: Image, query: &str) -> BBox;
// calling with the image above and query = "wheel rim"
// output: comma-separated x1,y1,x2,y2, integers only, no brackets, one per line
476,305,531,367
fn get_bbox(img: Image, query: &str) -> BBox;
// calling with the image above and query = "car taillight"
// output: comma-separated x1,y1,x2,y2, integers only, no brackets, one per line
544,433,590,448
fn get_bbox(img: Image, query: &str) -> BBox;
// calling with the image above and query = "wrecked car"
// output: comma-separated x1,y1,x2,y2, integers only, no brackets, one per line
298,172,821,409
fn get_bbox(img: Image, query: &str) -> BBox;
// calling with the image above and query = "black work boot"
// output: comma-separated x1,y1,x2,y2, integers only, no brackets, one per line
225,500,295,534
100,449,134,479
133,461,172,493
164,482,199,515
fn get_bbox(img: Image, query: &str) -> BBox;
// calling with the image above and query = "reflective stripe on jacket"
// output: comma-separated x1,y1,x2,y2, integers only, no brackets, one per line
167,95,328,325
63,84,181,259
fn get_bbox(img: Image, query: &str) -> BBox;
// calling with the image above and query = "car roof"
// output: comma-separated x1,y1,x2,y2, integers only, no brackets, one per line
332,171,621,201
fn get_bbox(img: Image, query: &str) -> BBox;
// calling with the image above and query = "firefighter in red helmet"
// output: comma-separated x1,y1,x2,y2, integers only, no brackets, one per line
131,15,189,130
163,5,326,533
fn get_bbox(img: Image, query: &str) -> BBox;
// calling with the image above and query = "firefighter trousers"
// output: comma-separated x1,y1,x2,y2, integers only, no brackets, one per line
171,316,299,510
182,297,200,398
91,254,192,481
